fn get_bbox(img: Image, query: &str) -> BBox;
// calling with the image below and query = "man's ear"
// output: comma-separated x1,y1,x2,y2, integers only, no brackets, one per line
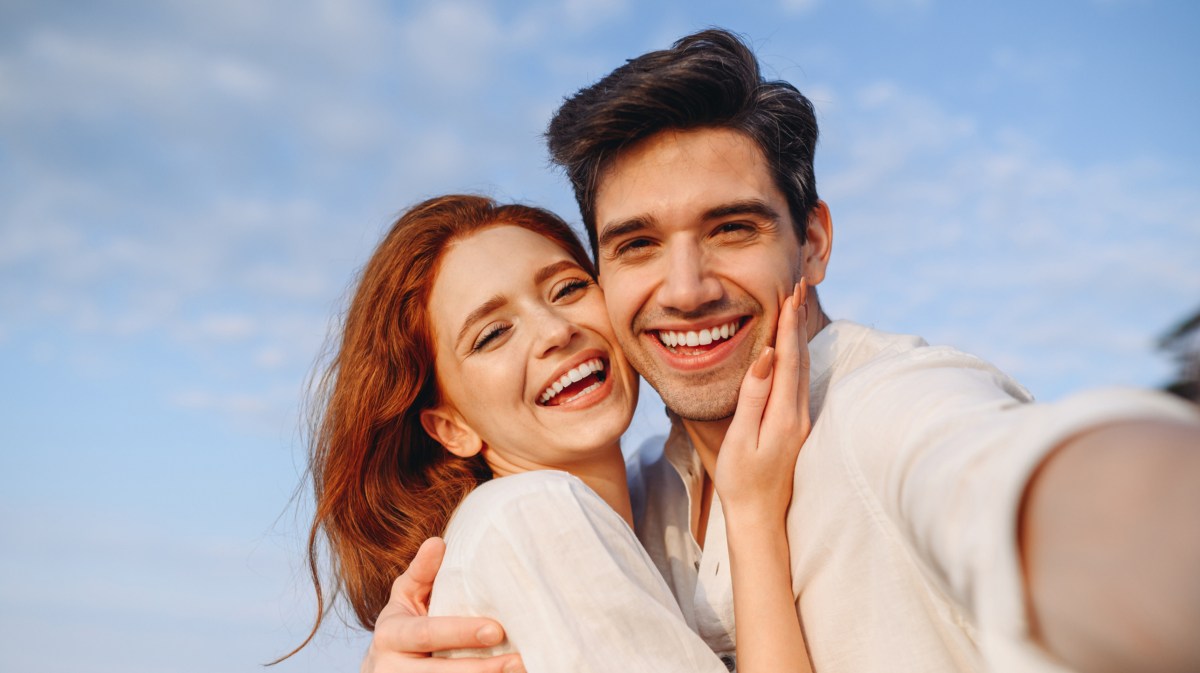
419,405,483,458
801,200,833,285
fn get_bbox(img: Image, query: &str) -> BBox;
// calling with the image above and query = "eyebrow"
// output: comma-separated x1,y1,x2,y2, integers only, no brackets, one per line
534,259,581,285
456,294,507,349
597,216,654,252
596,199,784,251
454,259,582,349
702,199,783,224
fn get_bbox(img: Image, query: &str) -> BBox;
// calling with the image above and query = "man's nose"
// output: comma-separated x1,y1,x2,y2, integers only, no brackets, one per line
655,243,723,312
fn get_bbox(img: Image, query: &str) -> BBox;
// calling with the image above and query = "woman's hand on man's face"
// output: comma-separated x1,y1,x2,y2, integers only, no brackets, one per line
713,279,812,520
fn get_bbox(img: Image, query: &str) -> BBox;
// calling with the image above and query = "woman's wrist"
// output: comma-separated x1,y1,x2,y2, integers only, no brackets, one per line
722,506,788,539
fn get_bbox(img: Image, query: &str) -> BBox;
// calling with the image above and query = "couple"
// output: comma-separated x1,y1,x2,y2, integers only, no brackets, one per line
300,29,1200,673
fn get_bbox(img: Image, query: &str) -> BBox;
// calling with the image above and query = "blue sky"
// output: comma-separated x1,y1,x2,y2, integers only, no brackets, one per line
1,1,1197,671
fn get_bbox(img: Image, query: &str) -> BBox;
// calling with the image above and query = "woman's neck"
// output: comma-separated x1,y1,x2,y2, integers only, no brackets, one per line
485,441,633,528
571,442,634,528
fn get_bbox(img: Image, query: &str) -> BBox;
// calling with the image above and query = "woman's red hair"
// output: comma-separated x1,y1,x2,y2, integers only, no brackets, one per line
286,195,595,657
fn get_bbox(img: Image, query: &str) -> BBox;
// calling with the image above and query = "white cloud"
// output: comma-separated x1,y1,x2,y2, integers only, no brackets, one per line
779,0,823,14
562,0,630,26
396,2,513,87
986,46,1082,95
816,81,1199,397
867,0,934,10
197,314,258,341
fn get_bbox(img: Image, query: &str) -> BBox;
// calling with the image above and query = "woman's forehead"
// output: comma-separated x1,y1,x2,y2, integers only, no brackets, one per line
430,226,576,322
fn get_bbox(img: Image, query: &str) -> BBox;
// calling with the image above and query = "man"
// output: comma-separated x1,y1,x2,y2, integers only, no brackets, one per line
362,29,1200,673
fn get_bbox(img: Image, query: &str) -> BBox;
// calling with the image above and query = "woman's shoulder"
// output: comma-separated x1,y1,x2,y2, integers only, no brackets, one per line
457,470,599,516
442,470,614,547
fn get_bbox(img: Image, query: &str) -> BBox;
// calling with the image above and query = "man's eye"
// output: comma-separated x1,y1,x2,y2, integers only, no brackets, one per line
716,222,752,235
552,278,592,301
616,238,653,256
472,324,509,352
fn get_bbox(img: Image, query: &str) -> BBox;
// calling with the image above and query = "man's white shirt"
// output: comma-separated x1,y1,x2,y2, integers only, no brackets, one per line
631,319,1199,672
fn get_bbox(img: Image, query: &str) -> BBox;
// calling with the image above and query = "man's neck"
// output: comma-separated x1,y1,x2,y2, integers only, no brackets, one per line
680,416,731,547
681,415,732,485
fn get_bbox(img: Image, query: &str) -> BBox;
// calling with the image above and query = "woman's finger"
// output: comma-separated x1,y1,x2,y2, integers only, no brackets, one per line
759,281,804,441
795,279,812,434
723,345,775,453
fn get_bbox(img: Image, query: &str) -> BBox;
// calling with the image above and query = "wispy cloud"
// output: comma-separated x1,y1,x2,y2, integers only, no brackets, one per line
816,81,1199,397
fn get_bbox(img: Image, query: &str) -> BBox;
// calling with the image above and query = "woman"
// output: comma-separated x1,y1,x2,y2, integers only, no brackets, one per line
292,195,811,671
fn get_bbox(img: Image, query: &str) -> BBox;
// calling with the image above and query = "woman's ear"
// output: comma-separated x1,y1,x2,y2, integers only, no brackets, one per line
420,405,483,458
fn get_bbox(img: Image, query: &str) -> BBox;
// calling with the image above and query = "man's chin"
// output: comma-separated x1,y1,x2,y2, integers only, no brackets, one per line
657,387,739,423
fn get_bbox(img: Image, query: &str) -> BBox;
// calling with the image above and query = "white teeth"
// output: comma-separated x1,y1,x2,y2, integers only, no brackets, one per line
655,320,740,350
539,358,606,405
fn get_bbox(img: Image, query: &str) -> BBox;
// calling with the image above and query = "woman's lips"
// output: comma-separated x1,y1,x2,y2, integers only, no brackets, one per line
538,357,609,407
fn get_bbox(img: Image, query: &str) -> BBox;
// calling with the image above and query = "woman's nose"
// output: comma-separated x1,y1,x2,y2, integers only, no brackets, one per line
534,308,579,358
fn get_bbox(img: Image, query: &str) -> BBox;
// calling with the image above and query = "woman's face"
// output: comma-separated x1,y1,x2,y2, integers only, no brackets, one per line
423,225,638,475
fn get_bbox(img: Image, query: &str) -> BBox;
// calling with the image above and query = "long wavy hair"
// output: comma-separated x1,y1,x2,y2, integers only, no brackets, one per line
288,194,594,656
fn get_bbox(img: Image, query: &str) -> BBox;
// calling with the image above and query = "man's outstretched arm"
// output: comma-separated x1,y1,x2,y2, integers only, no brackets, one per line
1021,418,1200,673
361,538,525,673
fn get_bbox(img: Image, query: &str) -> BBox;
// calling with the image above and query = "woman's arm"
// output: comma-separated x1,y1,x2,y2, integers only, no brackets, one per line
361,538,521,673
715,282,813,673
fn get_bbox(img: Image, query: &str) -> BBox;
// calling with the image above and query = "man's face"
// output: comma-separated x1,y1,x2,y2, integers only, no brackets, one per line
593,127,829,421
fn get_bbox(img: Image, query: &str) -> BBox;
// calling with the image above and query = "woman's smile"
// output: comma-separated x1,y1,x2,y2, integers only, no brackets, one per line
425,224,639,473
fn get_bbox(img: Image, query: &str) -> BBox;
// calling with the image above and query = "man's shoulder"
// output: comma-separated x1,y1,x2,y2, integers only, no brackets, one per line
815,319,1034,415
823,319,1016,383
820,319,928,363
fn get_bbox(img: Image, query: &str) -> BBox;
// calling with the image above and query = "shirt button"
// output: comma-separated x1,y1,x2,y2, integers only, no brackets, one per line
719,653,736,671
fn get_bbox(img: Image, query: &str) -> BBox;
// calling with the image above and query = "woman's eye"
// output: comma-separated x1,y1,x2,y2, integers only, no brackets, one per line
471,324,509,352
552,278,592,301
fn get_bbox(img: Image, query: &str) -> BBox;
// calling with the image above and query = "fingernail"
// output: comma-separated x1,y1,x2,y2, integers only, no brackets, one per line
477,624,502,645
792,281,803,311
503,661,525,673
752,347,774,379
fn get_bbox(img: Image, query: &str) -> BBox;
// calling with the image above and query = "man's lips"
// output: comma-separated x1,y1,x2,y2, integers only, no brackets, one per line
653,317,743,349
643,317,751,370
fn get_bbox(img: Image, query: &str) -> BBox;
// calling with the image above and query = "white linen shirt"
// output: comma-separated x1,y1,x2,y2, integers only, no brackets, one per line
629,319,1200,672
429,470,733,673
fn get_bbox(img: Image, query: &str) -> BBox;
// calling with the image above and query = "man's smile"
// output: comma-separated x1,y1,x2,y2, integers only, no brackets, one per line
653,317,745,351
642,316,754,371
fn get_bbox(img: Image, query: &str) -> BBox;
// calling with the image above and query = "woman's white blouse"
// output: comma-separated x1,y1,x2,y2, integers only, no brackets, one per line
429,470,731,673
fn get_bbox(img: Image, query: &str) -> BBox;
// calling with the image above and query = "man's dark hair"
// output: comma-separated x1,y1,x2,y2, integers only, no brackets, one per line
546,28,820,257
